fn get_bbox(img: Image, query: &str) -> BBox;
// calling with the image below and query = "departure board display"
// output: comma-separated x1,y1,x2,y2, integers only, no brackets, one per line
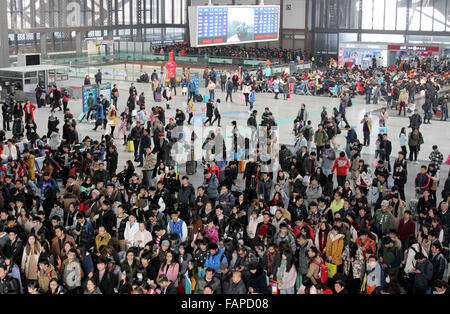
189,5,280,47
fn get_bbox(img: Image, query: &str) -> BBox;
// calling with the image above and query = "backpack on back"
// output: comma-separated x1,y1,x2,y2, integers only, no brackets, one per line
311,258,328,284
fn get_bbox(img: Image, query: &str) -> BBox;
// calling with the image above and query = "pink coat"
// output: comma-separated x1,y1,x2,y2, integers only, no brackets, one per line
158,262,180,286
204,225,219,243
119,119,127,136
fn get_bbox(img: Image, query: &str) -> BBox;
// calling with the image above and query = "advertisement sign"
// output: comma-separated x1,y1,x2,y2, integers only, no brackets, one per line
82,84,97,113
192,74,200,95
388,45,440,52
98,83,112,104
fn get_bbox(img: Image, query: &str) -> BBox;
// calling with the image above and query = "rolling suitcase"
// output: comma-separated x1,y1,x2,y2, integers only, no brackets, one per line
186,161,197,175
77,112,86,123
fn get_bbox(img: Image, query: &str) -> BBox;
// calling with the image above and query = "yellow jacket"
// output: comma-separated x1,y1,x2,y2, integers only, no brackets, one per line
95,232,112,252
24,154,35,180
326,233,345,265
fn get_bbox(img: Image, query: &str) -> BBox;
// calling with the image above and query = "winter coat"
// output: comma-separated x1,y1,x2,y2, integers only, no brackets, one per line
408,131,423,147
276,262,297,290
204,248,228,275
430,252,447,282
413,260,433,289
326,233,345,265
332,156,350,176
274,231,296,254
305,184,322,203
342,246,364,279
194,275,222,294
158,262,180,287
203,173,219,199
223,276,247,294
296,239,313,275
374,209,395,235
249,266,269,294
314,129,329,147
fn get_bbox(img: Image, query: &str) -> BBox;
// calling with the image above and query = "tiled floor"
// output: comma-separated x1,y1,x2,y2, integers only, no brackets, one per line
6,77,448,204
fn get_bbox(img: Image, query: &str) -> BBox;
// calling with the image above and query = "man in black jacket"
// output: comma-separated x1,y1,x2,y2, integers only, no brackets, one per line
4,227,24,264
130,122,144,162
222,162,238,191
96,200,116,236
430,241,447,282
94,257,118,295
93,162,110,185
248,264,269,294
178,176,195,223
380,134,392,172
0,264,20,294
222,271,247,294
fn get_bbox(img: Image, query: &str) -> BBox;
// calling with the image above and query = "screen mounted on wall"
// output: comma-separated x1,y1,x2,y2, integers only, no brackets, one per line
189,5,280,47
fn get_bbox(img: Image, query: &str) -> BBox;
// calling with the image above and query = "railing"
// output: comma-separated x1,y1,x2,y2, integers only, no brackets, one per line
47,52,289,68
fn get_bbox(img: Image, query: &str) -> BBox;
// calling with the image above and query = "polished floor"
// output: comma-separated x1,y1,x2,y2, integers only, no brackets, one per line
5,77,449,203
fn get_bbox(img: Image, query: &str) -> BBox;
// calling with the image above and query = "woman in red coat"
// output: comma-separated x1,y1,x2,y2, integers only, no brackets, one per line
24,100,36,122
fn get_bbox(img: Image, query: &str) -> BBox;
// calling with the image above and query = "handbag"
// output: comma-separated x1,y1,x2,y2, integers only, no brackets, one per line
269,281,279,294
127,140,134,152
325,262,337,278
446,154,450,165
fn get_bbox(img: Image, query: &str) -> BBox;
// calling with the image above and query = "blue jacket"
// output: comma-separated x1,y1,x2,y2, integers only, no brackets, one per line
346,128,357,144
339,101,346,115
181,78,188,87
250,92,255,103
188,82,196,93
96,103,104,119
204,248,228,276
37,178,59,196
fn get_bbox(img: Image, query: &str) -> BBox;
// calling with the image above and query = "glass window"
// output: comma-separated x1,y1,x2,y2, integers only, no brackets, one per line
158,0,162,24
409,0,421,31
349,0,360,29
421,1,433,31
151,0,158,24
384,0,397,30
433,0,446,31
397,0,407,30
315,0,326,28
124,0,131,25
339,33,358,43
327,0,339,28
182,0,187,24
174,0,181,24
165,0,173,24
372,0,384,30
337,0,350,29
361,0,373,29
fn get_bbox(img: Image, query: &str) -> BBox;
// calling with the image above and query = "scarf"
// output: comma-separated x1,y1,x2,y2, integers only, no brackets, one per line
266,249,278,274
278,260,287,282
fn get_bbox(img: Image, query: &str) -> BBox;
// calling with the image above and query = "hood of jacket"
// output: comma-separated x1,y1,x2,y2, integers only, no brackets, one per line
328,233,344,242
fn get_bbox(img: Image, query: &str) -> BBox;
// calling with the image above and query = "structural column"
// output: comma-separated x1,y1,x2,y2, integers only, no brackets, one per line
40,33,48,59
0,0,9,67
76,32,83,55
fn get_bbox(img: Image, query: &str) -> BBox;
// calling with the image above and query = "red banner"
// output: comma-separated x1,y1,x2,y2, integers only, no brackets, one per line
388,45,439,52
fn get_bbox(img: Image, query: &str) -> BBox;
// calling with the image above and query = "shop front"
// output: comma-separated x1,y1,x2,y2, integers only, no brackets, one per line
338,42,388,69
387,45,440,65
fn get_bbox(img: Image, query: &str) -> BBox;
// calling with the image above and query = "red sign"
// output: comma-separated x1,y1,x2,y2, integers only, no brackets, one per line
338,48,343,65
388,45,439,52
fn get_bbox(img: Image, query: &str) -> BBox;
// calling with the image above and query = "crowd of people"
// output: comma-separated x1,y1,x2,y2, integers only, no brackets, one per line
0,52,449,296
153,44,308,64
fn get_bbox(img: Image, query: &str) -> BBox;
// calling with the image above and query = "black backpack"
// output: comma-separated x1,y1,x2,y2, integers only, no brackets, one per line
196,94,203,102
